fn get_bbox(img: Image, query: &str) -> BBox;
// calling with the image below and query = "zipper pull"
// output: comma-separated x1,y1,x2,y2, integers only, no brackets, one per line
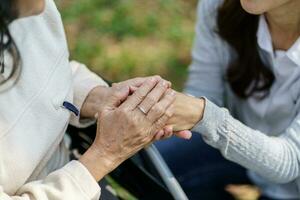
62,101,79,116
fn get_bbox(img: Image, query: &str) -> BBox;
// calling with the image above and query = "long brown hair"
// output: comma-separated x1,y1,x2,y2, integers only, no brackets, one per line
217,0,274,99
0,0,20,88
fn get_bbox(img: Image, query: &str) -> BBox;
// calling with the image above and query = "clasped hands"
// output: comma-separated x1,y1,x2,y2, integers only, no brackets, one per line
79,76,205,181
81,76,205,140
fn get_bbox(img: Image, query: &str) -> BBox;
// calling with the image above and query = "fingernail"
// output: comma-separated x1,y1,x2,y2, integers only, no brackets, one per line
170,90,176,96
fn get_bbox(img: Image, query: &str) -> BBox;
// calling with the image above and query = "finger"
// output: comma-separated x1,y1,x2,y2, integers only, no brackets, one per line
137,80,169,114
147,89,176,123
164,126,173,137
118,75,166,89
153,104,174,130
120,77,160,110
116,76,171,92
161,126,173,139
175,130,192,140
105,85,130,109
115,77,145,88
129,86,138,93
154,130,165,141
130,83,170,93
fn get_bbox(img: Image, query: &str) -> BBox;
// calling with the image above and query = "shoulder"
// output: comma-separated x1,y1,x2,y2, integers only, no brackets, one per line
195,0,225,35
197,0,224,20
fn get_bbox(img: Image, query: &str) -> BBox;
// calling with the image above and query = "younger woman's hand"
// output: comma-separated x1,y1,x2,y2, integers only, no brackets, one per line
79,77,176,181
151,91,205,140
168,92,205,132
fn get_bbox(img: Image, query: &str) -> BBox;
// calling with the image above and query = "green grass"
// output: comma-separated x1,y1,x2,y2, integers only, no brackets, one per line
56,0,197,90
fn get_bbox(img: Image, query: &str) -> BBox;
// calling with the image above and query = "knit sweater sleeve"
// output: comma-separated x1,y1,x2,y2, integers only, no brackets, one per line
192,98,300,184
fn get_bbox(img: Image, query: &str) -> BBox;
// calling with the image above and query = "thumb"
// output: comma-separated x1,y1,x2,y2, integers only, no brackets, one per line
175,130,192,140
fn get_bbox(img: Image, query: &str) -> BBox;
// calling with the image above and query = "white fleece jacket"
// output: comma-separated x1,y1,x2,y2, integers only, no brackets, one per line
0,0,108,199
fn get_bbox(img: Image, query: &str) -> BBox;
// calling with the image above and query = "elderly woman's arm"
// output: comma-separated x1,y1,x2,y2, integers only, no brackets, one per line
0,77,175,200
80,77,176,181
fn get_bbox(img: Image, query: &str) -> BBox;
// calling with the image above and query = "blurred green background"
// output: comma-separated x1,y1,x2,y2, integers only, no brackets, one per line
56,0,198,91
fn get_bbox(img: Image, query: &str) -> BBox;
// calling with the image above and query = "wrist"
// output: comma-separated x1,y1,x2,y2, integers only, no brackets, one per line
79,144,116,182
187,96,205,129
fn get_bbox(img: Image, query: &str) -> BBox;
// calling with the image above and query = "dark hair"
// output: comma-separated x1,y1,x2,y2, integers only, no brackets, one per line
217,0,275,99
0,0,20,87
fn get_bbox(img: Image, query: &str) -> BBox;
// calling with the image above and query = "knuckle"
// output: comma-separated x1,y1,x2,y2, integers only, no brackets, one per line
135,91,146,101
155,118,164,128
153,75,162,80
113,91,123,99
145,96,156,105
154,104,164,114
166,89,175,99
112,83,119,87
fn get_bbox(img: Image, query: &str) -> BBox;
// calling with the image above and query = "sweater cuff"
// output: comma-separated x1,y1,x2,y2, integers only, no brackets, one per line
192,97,227,143
63,160,101,200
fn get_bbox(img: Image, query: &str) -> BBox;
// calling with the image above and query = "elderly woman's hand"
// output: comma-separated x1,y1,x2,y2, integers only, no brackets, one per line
80,76,170,119
79,77,175,181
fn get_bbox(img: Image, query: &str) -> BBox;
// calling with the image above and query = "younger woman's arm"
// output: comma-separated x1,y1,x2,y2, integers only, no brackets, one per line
174,0,300,183
192,97,300,184
170,94,300,184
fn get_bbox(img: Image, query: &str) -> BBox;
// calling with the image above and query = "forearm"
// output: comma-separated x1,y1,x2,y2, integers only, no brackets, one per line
79,145,116,182
193,99,300,183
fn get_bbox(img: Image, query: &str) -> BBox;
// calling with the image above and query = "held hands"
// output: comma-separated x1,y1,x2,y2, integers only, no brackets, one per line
79,76,206,181
80,76,176,181
80,76,199,140
80,77,155,119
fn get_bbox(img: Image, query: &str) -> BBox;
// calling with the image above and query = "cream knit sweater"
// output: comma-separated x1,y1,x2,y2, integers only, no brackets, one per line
0,0,108,199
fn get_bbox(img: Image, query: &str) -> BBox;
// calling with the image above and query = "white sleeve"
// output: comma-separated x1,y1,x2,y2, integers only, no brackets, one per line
69,61,109,128
184,0,226,107
0,161,101,200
